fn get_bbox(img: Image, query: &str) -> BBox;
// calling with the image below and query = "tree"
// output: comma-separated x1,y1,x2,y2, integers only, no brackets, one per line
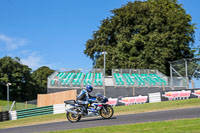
192,44,200,57
0,56,34,101
84,0,195,75
31,66,54,94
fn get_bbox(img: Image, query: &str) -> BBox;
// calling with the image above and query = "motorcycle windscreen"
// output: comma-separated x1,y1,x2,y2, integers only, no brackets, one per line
88,97,96,102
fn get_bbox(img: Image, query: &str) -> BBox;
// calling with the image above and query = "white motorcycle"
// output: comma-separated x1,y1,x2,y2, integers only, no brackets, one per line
64,94,114,123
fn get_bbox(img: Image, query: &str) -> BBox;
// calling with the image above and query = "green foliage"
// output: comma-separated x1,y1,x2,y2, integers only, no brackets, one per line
0,56,54,102
192,45,200,57
31,66,54,94
0,56,33,101
84,0,195,75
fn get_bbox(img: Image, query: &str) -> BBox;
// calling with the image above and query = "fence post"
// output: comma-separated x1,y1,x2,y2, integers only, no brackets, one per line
15,102,17,110
162,84,165,91
25,101,27,109
9,101,16,111
169,63,174,90
184,59,189,89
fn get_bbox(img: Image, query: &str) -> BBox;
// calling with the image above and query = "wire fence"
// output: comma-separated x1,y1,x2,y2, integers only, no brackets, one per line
0,100,37,112
169,58,200,88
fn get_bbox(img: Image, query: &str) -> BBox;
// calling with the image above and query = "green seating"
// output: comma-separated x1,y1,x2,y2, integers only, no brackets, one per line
149,74,167,85
61,73,75,86
72,73,84,86
140,74,156,85
57,72,66,78
122,73,134,85
83,73,94,86
114,73,124,85
51,79,56,86
94,73,103,86
132,74,145,85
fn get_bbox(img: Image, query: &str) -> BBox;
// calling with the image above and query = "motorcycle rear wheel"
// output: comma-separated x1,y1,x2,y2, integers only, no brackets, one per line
66,108,81,123
100,105,114,119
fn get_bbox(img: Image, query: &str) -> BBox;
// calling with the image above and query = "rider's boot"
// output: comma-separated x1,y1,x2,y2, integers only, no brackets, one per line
83,104,88,115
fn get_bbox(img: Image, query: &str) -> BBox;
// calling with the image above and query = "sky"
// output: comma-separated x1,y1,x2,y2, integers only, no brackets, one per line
0,0,199,71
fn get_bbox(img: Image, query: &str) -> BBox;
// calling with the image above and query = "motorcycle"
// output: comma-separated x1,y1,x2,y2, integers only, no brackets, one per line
64,93,114,123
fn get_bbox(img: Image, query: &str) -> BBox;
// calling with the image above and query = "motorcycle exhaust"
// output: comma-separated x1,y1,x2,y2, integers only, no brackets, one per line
66,109,82,115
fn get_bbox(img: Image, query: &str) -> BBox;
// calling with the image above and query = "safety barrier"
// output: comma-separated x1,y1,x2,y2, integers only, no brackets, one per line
149,92,161,103
53,104,65,114
8,104,65,120
9,111,17,120
0,111,9,122
16,105,53,119
6,89,200,121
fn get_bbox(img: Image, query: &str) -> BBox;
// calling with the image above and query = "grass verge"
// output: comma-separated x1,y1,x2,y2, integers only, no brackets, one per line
0,98,200,129
114,98,200,115
43,118,200,133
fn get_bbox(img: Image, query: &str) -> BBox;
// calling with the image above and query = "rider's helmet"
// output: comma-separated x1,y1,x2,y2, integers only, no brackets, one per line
86,85,93,93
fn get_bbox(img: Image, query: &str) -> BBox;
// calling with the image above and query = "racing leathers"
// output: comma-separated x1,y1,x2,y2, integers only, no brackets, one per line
76,89,95,114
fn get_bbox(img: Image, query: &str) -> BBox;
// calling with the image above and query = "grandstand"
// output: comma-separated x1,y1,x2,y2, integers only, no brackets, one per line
48,69,104,89
47,68,187,98
112,69,167,87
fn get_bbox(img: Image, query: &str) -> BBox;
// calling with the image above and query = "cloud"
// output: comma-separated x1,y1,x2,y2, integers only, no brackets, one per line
0,33,49,70
21,52,43,70
0,34,27,51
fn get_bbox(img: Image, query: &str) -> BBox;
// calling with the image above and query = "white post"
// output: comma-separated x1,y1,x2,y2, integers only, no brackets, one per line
184,59,189,89
102,51,107,76
6,83,11,108
169,63,173,90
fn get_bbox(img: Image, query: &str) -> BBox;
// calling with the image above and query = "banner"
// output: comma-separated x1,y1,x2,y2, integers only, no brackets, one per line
106,98,118,106
119,96,148,105
162,90,191,101
106,95,148,106
106,89,200,106
192,90,200,98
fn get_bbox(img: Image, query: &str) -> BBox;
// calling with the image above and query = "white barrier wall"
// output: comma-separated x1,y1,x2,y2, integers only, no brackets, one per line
148,92,161,103
53,104,65,114
9,111,17,120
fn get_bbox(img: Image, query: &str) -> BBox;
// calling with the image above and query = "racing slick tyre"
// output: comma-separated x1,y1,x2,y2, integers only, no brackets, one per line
66,108,81,123
100,105,114,119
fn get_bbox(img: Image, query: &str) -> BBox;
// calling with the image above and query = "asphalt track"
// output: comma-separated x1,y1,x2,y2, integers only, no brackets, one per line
1,107,200,133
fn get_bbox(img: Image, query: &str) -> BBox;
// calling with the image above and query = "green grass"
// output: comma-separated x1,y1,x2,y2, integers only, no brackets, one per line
43,118,200,133
0,98,200,129
114,98,200,115
0,100,37,112
0,100,13,106
0,113,66,129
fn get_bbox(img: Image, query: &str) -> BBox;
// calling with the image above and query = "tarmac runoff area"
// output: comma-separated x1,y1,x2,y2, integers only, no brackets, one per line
1,107,200,133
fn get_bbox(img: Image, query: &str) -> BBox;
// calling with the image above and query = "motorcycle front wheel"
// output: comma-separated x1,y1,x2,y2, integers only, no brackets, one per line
66,108,81,123
100,105,114,119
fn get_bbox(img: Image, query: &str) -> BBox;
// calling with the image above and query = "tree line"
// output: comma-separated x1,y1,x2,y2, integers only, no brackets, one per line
0,56,54,102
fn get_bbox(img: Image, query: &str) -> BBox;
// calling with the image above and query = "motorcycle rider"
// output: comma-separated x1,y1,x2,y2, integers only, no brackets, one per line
76,85,95,114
